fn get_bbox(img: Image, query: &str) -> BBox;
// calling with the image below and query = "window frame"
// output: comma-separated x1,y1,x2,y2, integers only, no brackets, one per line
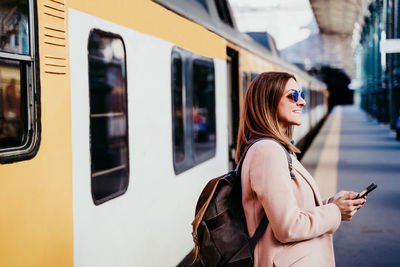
171,47,216,174
87,29,130,205
171,50,187,169
0,0,41,163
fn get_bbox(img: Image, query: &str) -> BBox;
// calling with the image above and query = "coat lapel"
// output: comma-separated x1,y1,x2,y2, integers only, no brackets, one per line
291,156,323,206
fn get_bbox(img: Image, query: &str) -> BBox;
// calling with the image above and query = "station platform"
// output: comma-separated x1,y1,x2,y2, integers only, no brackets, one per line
301,105,400,266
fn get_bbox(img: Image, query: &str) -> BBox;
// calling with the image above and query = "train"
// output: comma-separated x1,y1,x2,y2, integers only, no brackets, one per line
0,0,328,266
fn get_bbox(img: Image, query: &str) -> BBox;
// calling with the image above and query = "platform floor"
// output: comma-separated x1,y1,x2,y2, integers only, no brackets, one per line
301,105,400,266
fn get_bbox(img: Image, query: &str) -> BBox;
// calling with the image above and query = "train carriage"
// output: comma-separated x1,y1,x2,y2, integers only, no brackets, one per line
0,0,328,266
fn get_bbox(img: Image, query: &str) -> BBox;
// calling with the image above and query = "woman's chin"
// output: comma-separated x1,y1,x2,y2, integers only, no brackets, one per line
292,120,302,126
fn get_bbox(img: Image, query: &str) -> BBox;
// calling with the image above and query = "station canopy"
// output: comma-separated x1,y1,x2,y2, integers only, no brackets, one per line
309,0,371,36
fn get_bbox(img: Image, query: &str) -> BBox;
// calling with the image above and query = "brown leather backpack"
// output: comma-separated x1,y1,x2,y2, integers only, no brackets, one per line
186,138,294,267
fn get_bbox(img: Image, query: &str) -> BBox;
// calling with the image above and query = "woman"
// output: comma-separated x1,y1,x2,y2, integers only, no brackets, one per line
236,72,365,266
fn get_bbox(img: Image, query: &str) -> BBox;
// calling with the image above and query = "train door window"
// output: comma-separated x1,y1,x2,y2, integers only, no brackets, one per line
171,52,185,164
88,29,129,205
192,58,216,162
0,0,39,163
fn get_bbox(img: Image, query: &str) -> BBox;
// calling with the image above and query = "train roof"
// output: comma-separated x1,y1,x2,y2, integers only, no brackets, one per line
152,0,325,87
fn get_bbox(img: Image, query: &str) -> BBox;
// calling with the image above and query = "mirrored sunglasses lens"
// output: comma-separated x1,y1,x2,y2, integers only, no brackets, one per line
301,91,305,99
293,90,298,102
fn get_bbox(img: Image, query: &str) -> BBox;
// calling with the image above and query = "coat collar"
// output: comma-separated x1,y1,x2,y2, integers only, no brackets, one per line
291,156,323,206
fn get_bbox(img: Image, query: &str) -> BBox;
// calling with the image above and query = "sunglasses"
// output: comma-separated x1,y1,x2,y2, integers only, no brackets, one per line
287,90,305,103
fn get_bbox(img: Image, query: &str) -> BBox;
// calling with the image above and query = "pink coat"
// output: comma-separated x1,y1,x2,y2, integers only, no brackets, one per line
241,140,341,267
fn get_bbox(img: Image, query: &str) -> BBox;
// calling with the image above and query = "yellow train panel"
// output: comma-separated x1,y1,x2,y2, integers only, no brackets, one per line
240,49,275,74
0,0,73,266
68,0,226,60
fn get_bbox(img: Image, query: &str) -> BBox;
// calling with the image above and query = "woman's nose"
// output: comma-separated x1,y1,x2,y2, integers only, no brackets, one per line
298,96,306,107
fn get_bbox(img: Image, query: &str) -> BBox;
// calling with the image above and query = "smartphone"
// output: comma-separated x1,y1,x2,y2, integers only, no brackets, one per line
354,183,377,199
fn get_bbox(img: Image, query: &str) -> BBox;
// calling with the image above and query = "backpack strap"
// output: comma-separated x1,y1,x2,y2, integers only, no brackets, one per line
284,148,295,179
249,214,268,252
235,137,265,172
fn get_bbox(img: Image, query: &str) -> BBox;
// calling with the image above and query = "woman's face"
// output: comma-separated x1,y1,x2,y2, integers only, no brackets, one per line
277,78,306,129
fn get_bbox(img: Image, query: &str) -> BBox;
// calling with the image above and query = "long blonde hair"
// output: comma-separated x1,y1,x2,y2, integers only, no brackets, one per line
235,72,300,163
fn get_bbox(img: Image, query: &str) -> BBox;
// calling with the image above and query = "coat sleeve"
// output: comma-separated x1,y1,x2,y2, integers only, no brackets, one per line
249,140,341,243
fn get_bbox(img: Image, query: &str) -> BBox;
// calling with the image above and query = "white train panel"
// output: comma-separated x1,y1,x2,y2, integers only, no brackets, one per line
70,9,229,266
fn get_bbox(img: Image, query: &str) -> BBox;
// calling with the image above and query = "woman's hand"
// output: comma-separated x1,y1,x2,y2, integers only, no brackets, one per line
330,191,366,221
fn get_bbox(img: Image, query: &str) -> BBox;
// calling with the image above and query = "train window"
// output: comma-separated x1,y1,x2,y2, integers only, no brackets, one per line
310,90,315,107
171,52,185,164
192,58,216,162
242,72,249,95
250,72,258,81
0,2,30,55
0,0,39,163
313,91,317,107
215,0,234,27
318,91,323,105
302,87,309,112
171,47,216,174
194,0,209,11
88,29,129,205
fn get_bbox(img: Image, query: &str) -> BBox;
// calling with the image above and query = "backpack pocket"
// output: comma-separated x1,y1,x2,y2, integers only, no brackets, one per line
204,210,253,267
197,220,223,267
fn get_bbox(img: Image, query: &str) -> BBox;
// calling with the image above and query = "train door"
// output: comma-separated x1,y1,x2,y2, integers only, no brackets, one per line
226,47,240,169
